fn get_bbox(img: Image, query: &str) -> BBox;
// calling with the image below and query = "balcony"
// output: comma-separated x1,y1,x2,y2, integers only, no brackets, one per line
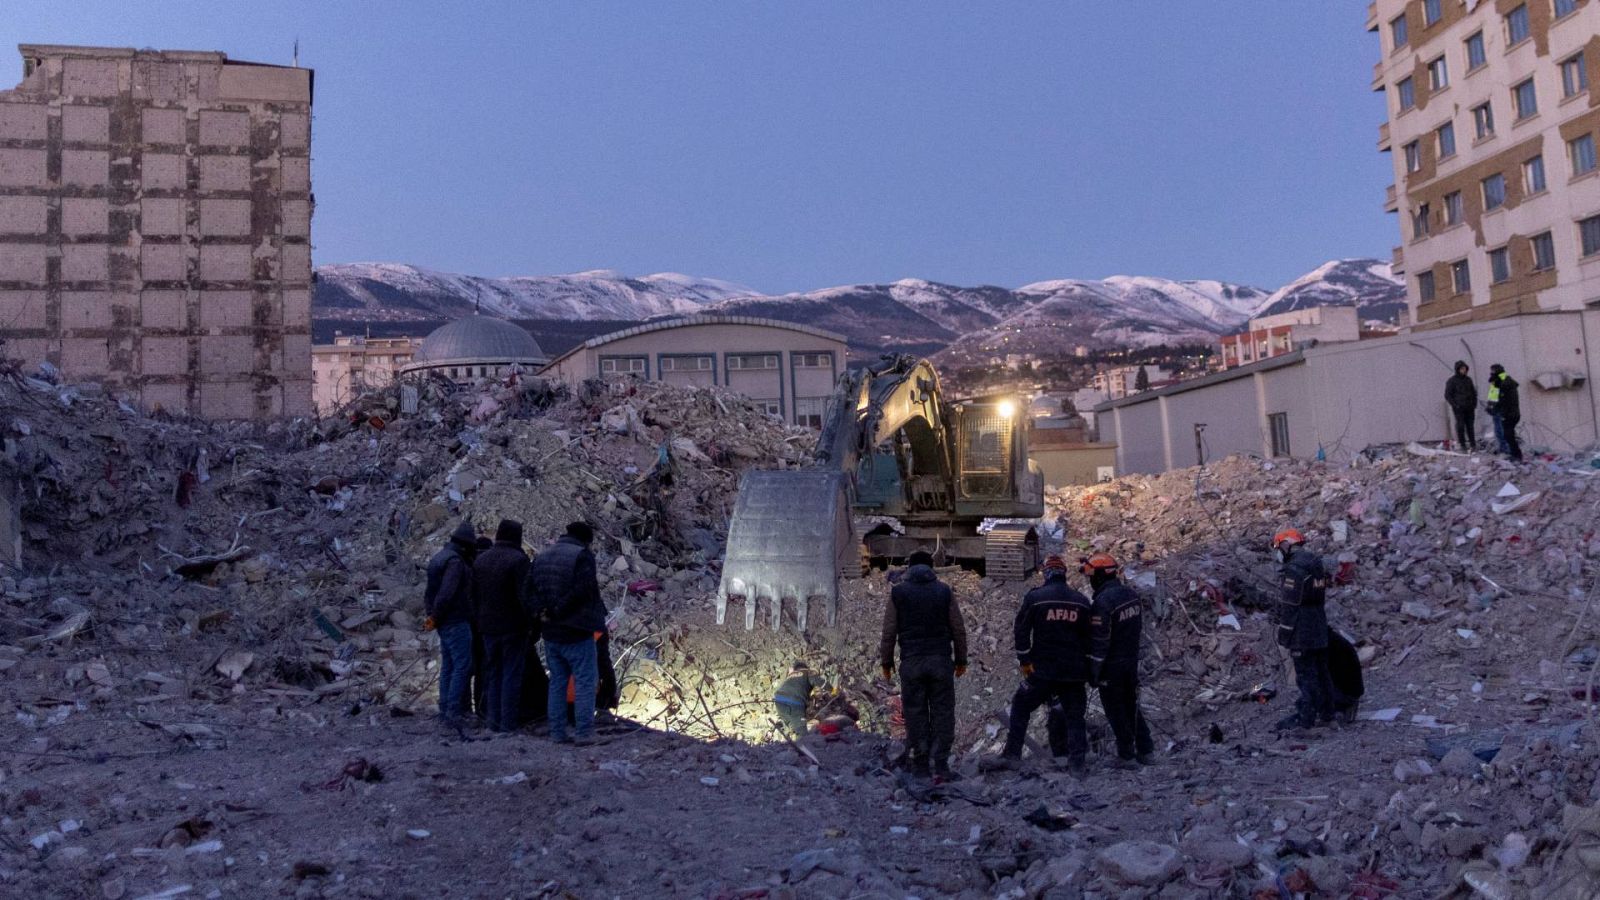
1384,183,1398,213
1373,61,1385,91
1392,245,1405,274
1377,121,1391,152
1365,2,1379,31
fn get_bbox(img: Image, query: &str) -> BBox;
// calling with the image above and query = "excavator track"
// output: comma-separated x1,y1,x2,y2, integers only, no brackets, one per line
983,524,1039,582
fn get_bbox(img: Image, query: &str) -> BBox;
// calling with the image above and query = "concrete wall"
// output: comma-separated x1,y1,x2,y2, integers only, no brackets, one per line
0,45,313,418
1102,312,1600,473
1031,443,1116,488
543,320,848,427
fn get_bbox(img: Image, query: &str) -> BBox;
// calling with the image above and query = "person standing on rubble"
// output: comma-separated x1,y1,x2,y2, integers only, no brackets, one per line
879,550,969,781
997,556,1095,774
424,521,478,725
1086,554,1155,766
1488,365,1524,462
472,519,533,733
1444,361,1478,452
1485,367,1510,455
1272,528,1337,732
529,522,606,745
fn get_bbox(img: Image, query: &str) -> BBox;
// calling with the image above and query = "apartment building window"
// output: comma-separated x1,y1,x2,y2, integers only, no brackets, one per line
1404,140,1422,173
1268,413,1291,458
1513,78,1538,119
793,352,832,368
1423,0,1443,25
726,353,779,370
1392,15,1409,49
1532,231,1557,270
1473,102,1495,138
1437,121,1457,158
1506,4,1531,44
1445,190,1464,225
1489,246,1512,283
1451,259,1472,294
793,397,829,429
600,356,647,377
1563,53,1589,98
658,355,713,373
757,399,783,417
1583,215,1600,257
1483,173,1507,210
1525,155,1547,193
1572,133,1598,176
1413,203,1432,238
1418,270,1437,302
1556,0,1578,17
1427,56,1450,91
1398,77,1416,112
1466,31,1488,70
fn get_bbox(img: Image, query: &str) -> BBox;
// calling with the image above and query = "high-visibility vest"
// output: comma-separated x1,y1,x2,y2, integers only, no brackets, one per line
1487,382,1501,404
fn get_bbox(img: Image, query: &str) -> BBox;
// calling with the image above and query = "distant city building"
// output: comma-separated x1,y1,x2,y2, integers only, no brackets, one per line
1371,0,1600,327
540,315,848,428
399,315,548,386
1092,365,1170,400
1218,306,1361,370
312,335,423,414
0,44,314,418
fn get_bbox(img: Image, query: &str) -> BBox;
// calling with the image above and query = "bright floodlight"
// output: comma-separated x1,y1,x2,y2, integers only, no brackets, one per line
997,399,1016,418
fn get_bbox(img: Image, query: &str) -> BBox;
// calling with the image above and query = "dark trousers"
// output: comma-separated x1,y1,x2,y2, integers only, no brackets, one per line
775,701,807,737
596,631,619,710
1292,648,1336,727
899,655,956,766
1098,670,1154,759
1502,413,1522,461
1005,677,1087,761
518,630,549,725
436,621,473,721
480,632,526,732
1490,411,1509,454
1451,407,1477,450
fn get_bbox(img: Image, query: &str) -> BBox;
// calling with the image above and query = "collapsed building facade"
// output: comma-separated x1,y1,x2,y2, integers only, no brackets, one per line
0,45,313,418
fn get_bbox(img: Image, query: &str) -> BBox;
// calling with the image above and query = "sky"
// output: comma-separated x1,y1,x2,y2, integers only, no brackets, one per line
2,2,1395,294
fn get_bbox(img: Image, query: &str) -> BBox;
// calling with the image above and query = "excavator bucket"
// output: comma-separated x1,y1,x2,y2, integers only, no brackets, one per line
718,470,854,630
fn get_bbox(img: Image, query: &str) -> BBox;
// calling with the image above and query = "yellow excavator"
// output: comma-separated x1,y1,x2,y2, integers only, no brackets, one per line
717,355,1044,630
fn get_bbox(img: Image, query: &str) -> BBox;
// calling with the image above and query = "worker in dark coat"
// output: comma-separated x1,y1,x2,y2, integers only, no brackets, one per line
472,519,532,733
424,521,477,724
997,556,1094,773
527,522,606,744
879,550,969,781
1087,553,1155,766
1488,364,1523,462
1273,528,1337,731
1445,361,1478,451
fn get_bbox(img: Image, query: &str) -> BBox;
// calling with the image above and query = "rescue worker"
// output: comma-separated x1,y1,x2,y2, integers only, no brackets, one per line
1444,360,1478,451
773,659,818,737
1086,554,1154,766
1485,367,1510,455
997,556,1094,774
1272,528,1337,731
1488,364,1523,462
472,519,532,733
879,550,969,781
423,521,477,725
528,522,606,745
470,536,494,722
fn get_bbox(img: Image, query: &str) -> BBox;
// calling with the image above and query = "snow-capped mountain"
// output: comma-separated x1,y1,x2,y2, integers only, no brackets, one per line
1251,259,1406,323
312,258,1404,355
315,264,756,322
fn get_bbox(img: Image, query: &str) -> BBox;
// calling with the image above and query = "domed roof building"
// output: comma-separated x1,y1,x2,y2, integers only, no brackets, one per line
399,314,548,383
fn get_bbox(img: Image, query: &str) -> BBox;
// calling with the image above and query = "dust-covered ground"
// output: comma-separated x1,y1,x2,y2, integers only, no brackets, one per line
4,369,1600,898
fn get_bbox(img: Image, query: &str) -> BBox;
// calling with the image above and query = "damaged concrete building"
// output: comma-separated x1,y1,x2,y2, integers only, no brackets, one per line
0,45,313,418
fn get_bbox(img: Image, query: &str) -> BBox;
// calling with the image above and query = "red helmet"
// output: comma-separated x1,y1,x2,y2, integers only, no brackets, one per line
1079,553,1119,576
1273,528,1306,550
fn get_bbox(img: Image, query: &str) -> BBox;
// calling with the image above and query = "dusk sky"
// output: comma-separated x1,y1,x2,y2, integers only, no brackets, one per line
3,2,1394,293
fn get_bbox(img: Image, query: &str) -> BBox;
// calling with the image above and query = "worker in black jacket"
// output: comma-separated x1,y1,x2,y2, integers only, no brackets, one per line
1273,528,1337,731
1488,365,1523,462
472,519,532,733
526,522,606,744
1087,554,1154,766
1444,360,1478,451
879,550,969,782
423,521,477,724
998,556,1094,774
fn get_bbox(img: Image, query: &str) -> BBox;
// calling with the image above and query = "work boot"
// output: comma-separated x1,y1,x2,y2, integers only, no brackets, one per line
1109,756,1139,771
909,755,932,779
1056,755,1088,777
932,761,962,783
979,754,1021,773
571,734,597,747
1274,713,1313,732
1136,753,1155,767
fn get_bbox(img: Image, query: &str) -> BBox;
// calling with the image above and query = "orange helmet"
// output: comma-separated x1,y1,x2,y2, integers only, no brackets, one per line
1079,553,1119,576
1273,528,1306,549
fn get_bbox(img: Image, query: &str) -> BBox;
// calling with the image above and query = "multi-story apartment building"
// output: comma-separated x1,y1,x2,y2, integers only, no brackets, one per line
1371,1,1600,328
1091,364,1171,400
311,334,423,414
0,45,313,417
1217,306,1362,369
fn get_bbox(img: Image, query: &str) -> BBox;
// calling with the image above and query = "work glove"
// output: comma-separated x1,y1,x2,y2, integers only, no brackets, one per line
422,616,437,633
954,664,968,678
881,665,894,681
1020,662,1035,679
